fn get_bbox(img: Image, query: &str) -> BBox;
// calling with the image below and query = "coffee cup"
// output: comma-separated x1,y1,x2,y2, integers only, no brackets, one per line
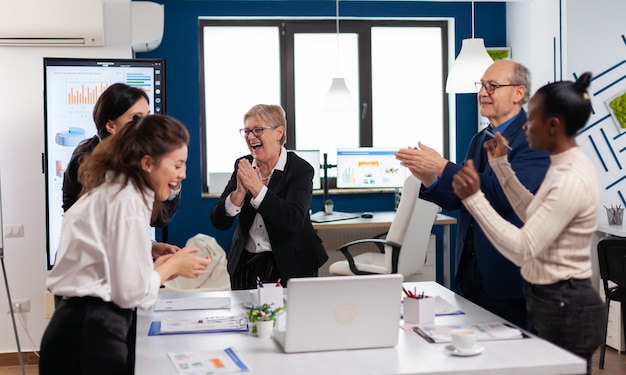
450,329,478,353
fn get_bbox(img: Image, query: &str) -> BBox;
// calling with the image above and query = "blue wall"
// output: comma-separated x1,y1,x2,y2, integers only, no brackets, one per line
137,1,507,284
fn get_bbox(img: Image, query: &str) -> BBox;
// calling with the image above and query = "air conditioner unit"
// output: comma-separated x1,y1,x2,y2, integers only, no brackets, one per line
131,1,164,53
0,0,105,46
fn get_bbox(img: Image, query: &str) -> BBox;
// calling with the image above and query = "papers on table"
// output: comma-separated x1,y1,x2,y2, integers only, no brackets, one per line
414,322,525,343
168,347,251,374
154,296,231,312
152,314,248,335
433,296,464,316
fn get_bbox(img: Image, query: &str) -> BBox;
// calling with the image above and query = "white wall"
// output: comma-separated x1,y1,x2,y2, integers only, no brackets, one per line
506,0,561,93
0,0,132,354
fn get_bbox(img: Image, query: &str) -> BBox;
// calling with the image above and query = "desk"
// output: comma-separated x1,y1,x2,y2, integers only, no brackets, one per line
313,212,457,288
135,282,585,374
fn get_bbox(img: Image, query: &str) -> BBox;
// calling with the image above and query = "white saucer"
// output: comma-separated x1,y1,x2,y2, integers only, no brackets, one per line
444,344,484,357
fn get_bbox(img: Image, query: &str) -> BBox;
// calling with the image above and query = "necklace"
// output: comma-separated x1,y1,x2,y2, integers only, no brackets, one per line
258,171,273,182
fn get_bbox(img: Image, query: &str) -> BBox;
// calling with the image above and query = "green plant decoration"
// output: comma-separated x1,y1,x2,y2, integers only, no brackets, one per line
246,303,286,334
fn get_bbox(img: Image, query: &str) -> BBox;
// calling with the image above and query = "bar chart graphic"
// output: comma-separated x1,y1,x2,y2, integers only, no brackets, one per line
66,82,109,105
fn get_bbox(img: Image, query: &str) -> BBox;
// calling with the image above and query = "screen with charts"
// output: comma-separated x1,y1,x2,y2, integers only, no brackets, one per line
336,148,407,189
43,57,166,269
290,149,321,190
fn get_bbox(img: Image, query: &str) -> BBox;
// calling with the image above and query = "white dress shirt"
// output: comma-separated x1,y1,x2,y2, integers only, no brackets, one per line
47,173,162,310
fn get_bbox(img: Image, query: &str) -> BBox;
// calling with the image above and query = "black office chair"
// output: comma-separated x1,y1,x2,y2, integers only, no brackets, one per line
597,238,626,369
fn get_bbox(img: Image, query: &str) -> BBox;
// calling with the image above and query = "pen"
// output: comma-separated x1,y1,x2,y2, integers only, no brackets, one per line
275,278,282,287
257,276,263,288
484,129,513,151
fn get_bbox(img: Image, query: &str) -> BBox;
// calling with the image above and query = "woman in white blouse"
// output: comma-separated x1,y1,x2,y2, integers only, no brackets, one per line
40,115,210,375
452,72,605,375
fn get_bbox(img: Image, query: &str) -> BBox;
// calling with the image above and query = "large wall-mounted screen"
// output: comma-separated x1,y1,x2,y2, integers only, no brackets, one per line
43,57,166,270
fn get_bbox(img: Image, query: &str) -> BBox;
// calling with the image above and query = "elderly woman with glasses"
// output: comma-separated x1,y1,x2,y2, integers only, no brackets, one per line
211,104,328,290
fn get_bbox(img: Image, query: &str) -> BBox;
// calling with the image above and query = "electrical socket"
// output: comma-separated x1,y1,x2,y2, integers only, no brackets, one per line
5,298,30,314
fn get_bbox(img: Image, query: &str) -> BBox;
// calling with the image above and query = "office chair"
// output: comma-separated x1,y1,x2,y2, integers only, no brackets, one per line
597,237,626,369
328,175,439,280
161,233,231,293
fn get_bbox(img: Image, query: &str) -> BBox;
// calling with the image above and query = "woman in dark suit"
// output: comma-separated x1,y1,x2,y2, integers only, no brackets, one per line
211,104,328,290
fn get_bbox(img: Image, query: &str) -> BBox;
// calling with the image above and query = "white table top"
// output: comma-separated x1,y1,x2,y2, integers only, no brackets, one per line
135,281,585,375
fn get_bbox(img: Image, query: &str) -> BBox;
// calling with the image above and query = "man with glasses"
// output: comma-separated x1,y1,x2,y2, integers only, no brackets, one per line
396,60,550,329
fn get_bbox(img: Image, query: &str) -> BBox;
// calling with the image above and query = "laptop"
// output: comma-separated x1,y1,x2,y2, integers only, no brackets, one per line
273,274,403,353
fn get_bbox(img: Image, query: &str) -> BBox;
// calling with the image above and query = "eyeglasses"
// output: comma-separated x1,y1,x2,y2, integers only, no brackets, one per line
475,81,521,95
239,125,279,138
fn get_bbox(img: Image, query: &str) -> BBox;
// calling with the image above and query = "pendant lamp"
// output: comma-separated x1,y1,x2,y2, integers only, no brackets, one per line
322,0,355,111
445,1,494,93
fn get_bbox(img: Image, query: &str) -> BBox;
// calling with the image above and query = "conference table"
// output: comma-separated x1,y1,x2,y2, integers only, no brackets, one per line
312,212,457,287
135,281,586,374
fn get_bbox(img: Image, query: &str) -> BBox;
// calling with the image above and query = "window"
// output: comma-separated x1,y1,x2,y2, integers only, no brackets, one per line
200,19,448,194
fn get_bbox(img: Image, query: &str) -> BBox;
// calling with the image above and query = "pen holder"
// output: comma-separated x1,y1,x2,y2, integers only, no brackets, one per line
403,296,435,324
256,285,284,309
606,207,624,225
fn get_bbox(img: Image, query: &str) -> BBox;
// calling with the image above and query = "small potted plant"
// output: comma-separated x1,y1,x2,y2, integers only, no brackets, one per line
246,303,285,338
324,199,334,214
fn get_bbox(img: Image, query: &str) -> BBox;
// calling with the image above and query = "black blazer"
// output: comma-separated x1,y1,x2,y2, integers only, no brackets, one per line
210,151,328,284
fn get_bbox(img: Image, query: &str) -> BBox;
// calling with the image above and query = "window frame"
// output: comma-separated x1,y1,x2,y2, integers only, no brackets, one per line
199,18,450,195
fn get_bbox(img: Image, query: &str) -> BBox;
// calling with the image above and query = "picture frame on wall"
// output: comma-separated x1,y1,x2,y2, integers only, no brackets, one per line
486,47,512,61
606,89,626,133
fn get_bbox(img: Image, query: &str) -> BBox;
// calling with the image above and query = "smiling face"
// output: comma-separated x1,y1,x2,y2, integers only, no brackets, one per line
143,145,188,201
243,116,284,165
478,60,525,127
524,94,554,152
105,97,150,135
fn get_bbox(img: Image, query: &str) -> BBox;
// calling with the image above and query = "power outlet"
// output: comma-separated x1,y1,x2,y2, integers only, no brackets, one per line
5,298,30,314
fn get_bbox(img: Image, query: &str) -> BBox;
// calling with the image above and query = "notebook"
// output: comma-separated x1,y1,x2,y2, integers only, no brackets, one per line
309,211,360,223
273,274,403,353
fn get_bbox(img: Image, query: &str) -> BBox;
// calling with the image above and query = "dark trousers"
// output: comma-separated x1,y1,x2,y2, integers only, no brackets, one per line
40,297,134,375
230,250,282,290
524,279,606,375
456,228,528,329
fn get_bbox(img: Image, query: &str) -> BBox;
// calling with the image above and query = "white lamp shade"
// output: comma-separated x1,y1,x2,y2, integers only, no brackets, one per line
445,38,494,94
322,77,356,112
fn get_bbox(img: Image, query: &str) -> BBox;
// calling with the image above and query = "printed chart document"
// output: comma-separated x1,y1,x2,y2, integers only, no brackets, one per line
155,315,248,335
154,296,231,312
414,322,524,343
433,296,464,316
168,347,251,374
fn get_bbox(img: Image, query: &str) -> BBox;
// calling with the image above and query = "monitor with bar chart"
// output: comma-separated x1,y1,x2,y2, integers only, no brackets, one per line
43,57,166,269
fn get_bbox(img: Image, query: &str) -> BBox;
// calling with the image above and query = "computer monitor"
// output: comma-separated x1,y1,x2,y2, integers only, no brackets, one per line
290,150,321,190
43,57,166,269
336,147,407,189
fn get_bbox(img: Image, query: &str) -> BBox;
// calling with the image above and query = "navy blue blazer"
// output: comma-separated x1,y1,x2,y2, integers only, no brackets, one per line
210,151,328,285
420,109,550,300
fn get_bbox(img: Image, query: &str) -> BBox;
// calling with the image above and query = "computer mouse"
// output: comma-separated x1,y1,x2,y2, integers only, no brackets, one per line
361,212,374,219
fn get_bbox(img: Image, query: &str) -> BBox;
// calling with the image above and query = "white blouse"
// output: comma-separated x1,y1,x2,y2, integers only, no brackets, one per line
47,174,161,310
